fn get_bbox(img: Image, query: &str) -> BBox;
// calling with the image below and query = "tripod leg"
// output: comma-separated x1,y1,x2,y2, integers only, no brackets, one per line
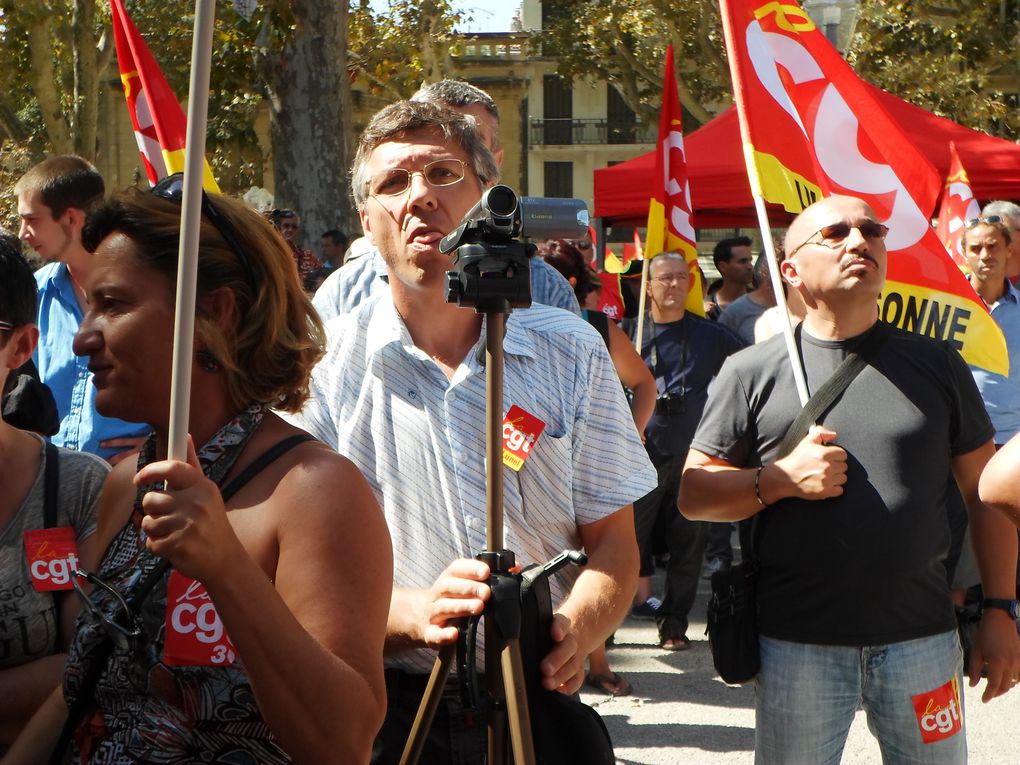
501,638,536,765
399,644,456,765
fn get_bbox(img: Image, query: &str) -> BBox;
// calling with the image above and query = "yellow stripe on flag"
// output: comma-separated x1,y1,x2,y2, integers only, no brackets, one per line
162,148,222,194
752,149,824,215
879,280,1008,375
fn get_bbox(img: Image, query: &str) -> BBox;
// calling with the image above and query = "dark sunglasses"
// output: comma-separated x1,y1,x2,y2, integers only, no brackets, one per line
965,215,1002,229
790,220,889,257
150,173,258,289
72,568,143,650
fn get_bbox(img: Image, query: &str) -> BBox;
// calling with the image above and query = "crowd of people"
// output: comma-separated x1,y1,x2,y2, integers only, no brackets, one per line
1,77,1020,764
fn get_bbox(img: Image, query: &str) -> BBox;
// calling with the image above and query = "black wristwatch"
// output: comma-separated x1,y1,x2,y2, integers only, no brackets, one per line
982,598,1020,619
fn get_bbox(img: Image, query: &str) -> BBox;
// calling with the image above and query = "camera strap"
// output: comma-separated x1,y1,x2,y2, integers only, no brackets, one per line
648,313,687,398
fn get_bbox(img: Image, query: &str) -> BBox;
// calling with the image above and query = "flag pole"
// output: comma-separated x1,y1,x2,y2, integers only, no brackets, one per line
634,256,651,353
719,0,808,406
167,0,217,461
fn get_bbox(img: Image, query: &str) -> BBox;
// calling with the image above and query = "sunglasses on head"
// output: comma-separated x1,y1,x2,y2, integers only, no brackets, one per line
965,215,1002,229
150,173,258,290
0,320,17,332
789,219,889,257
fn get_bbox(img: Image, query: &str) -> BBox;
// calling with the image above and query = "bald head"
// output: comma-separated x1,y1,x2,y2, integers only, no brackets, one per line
784,195,878,257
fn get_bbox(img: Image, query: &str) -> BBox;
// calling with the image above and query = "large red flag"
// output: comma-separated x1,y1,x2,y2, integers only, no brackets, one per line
719,0,1006,374
644,45,704,315
110,0,220,191
935,142,980,269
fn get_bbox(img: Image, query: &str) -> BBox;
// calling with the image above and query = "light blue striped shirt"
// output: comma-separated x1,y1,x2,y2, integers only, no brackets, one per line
289,293,656,671
311,247,581,323
970,280,1020,445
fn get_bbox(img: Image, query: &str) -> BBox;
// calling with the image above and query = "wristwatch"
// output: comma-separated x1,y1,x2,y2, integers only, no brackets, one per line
981,598,1020,619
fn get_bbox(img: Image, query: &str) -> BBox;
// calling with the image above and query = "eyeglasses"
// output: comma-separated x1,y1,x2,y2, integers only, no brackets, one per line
72,568,143,650
651,274,689,285
368,158,468,198
966,215,1002,228
789,220,889,258
150,173,258,290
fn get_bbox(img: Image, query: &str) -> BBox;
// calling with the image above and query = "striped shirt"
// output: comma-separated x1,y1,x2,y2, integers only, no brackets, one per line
289,293,656,672
311,247,581,323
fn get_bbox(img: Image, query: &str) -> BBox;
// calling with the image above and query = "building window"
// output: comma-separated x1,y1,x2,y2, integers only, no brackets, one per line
607,84,637,144
544,162,573,198
543,74,572,145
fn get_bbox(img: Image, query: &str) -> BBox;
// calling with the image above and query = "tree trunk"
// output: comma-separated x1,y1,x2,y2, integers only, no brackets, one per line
268,0,356,247
71,0,99,160
28,16,73,154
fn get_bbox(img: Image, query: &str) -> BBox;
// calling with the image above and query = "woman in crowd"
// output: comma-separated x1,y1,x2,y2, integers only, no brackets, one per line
7,183,391,764
0,234,109,749
538,238,655,697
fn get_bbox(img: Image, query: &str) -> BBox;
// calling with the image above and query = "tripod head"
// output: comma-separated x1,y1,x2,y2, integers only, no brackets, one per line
441,185,588,313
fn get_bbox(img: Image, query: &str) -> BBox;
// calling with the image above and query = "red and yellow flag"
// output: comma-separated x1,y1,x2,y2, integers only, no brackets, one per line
110,0,219,191
935,142,980,269
645,45,704,315
719,0,1006,374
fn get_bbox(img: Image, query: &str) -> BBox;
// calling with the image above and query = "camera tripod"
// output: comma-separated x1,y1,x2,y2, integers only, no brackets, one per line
399,224,588,764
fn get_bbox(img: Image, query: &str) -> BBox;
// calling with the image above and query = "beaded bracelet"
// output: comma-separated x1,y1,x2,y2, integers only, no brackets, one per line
754,465,766,507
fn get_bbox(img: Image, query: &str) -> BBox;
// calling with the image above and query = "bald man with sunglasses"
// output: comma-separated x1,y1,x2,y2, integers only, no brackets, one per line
680,195,1020,763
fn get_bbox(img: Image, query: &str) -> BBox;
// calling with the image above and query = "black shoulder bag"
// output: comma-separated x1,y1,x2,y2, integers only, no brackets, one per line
706,323,889,684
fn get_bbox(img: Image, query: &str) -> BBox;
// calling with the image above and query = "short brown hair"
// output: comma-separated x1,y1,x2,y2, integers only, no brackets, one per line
350,100,498,207
14,155,105,218
82,189,324,412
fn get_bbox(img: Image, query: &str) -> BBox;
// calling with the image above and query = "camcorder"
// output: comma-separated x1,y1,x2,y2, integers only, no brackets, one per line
440,185,589,312
655,391,686,416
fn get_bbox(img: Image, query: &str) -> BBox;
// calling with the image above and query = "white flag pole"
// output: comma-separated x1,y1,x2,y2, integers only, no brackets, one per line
167,0,217,461
634,255,651,353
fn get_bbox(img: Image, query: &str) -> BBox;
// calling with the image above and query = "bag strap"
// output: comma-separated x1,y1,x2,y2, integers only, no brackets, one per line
48,431,316,765
43,442,59,529
776,322,889,459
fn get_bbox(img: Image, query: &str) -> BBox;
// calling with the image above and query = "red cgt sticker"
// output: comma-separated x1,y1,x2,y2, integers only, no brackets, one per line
912,676,963,744
502,405,546,472
163,571,236,667
24,527,80,592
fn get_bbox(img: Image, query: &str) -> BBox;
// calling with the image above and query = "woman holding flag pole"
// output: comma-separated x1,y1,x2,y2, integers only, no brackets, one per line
6,3,391,763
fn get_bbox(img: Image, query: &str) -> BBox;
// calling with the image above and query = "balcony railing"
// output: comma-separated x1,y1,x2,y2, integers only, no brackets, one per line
529,118,657,146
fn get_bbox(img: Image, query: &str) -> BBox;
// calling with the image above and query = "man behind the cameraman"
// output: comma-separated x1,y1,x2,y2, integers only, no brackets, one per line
631,253,745,651
289,100,656,763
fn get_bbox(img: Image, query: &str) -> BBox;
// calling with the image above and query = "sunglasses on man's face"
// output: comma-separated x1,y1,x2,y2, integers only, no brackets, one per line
789,219,889,257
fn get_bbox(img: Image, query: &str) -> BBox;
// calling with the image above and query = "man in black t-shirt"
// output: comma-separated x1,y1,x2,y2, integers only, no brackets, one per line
630,253,744,650
681,195,1020,763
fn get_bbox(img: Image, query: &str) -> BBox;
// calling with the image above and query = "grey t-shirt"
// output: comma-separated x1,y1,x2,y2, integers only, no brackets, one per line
0,436,107,668
691,322,993,646
718,293,769,345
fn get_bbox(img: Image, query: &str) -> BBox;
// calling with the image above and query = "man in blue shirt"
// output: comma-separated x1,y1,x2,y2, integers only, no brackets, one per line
15,155,149,463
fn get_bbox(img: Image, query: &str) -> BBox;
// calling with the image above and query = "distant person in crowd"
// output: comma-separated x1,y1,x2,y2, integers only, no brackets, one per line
682,194,1020,763
718,252,777,344
288,100,655,762
16,155,149,464
754,241,807,343
704,236,754,319
630,253,744,651
320,228,349,268
981,201,1020,280
539,237,656,696
0,234,109,749
312,78,579,322
266,208,320,289
7,183,391,763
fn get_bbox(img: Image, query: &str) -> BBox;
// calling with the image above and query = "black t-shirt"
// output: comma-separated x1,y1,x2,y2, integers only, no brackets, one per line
690,321,993,646
635,313,745,458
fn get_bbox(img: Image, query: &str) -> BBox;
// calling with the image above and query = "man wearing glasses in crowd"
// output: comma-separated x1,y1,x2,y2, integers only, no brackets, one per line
288,100,655,763
681,194,1020,763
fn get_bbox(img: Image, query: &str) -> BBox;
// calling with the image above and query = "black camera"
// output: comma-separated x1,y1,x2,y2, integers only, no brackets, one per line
441,185,589,312
655,392,686,416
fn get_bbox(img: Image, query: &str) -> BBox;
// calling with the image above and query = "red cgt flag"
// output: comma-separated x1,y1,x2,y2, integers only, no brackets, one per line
644,45,704,315
719,0,1006,374
935,142,980,269
110,0,220,191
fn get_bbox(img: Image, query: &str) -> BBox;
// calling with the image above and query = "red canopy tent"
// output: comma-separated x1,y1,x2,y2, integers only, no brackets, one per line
594,84,1020,229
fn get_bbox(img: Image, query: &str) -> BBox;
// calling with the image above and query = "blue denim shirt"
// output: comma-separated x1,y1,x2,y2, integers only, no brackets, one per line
970,280,1020,445
34,262,150,460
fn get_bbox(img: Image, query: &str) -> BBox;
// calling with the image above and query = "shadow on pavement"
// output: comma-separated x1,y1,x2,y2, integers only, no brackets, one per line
604,721,755,754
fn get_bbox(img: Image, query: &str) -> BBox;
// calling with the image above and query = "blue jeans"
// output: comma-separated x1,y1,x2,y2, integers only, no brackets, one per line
755,631,966,765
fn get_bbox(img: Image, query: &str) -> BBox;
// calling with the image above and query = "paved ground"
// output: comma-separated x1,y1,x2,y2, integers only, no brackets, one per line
579,571,1020,764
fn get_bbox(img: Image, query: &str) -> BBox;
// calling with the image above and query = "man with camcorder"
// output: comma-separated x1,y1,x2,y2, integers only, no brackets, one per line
289,100,656,763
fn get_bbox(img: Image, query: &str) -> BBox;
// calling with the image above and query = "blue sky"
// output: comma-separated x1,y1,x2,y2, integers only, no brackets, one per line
368,1,520,33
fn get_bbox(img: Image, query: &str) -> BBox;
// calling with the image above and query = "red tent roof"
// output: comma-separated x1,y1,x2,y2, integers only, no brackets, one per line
594,84,1020,229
